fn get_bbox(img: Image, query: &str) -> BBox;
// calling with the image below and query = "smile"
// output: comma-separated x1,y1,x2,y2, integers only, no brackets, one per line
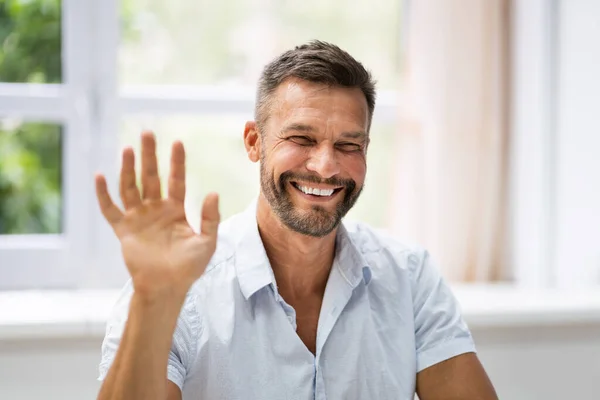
290,182,343,198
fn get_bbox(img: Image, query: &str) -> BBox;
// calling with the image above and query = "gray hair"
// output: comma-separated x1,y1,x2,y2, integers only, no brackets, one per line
255,40,377,133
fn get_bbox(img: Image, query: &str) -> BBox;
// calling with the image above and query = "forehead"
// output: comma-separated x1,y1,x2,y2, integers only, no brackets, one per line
269,78,369,130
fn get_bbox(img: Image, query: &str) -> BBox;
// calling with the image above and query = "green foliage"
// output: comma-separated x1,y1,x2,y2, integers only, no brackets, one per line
0,123,62,234
0,0,62,83
0,0,62,234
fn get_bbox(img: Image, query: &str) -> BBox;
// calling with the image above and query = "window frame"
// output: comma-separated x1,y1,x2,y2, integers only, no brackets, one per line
0,0,561,290
507,0,560,287
0,0,97,289
0,0,403,289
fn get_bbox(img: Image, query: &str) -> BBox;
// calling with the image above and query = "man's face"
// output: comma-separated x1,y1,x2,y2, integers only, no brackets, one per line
258,78,369,237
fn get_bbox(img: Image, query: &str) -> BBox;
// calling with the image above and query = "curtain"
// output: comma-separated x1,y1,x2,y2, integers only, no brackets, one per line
391,0,511,281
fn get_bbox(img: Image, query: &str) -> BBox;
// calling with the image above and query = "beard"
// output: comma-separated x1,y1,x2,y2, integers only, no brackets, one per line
259,158,363,238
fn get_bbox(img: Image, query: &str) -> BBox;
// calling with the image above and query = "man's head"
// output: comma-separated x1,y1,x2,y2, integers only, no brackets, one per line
244,40,377,237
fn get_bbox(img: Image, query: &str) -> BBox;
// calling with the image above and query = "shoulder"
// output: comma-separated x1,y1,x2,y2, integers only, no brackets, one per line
342,219,429,280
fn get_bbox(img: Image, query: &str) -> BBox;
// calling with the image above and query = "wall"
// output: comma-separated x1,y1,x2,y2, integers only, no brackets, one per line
475,324,600,399
1,324,599,400
0,338,102,399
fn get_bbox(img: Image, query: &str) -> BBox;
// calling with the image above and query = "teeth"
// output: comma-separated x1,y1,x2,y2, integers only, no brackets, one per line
298,185,334,197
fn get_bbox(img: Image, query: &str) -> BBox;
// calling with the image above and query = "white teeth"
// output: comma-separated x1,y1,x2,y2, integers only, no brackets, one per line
298,185,335,197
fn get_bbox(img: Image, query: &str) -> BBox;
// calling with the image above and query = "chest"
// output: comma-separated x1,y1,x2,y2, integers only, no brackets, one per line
294,305,321,354
193,287,417,399
278,289,325,355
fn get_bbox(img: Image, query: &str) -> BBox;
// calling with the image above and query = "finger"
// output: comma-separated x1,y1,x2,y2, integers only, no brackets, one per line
95,174,124,225
200,192,220,238
119,147,142,209
168,141,186,204
140,131,162,200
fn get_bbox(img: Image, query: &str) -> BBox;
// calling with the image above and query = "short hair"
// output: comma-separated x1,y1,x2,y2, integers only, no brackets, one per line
255,40,377,133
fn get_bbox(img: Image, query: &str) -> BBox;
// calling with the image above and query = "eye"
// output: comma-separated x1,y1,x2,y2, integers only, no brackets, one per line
336,142,362,152
288,136,315,146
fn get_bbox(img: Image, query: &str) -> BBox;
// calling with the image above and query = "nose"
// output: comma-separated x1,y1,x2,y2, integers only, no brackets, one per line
305,142,341,179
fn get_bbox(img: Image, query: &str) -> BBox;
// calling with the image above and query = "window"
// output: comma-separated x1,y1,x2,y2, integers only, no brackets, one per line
0,121,62,235
0,0,82,289
0,0,403,289
119,0,402,87
2,0,591,291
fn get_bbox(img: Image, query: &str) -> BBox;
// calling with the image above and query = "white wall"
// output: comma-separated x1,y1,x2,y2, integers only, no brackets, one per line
475,325,600,399
554,0,600,286
1,324,599,400
0,338,102,400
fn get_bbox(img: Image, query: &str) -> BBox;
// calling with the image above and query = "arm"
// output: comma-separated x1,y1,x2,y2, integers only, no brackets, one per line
97,292,186,400
167,383,183,400
416,353,498,400
95,132,220,400
410,250,497,398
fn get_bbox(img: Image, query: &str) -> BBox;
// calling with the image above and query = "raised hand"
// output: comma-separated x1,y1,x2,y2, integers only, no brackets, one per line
95,131,220,298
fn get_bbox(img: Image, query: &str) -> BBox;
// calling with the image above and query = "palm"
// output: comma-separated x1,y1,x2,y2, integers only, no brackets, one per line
118,202,203,279
95,132,220,294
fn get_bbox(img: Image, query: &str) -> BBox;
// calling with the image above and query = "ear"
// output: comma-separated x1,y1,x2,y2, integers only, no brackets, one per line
243,121,261,163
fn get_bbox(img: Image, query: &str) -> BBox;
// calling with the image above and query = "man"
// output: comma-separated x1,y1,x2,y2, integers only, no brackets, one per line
96,41,498,400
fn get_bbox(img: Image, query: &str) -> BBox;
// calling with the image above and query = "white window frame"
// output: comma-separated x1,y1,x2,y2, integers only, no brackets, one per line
0,0,96,289
508,0,560,288
0,0,561,290
0,0,403,289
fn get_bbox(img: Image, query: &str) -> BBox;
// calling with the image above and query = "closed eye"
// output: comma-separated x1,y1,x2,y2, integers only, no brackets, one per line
288,136,315,146
336,142,362,152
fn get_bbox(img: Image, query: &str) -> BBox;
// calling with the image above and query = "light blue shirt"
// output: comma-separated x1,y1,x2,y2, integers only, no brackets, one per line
99,202,475,399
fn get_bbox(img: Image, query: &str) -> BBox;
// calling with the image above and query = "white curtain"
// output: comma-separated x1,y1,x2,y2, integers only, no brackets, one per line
391,0,510,281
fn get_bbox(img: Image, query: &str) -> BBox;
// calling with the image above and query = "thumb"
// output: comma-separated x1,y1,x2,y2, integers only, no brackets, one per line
200,192,220,238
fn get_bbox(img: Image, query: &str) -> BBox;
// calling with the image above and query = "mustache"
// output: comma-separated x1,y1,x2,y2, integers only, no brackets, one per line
279,171,355,189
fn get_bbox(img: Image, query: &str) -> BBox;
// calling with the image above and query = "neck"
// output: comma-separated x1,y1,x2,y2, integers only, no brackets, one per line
256,195,337,301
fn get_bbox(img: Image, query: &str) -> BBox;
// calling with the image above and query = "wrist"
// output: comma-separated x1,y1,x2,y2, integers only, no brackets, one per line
132,286,188,309
128,289,188,341
131,275,191,306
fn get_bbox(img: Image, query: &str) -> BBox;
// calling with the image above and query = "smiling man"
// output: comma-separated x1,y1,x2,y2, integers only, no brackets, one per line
96,41,498,400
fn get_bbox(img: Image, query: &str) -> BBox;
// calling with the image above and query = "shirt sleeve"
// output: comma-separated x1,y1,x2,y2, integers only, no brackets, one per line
409,250,476,372
97,280,202,391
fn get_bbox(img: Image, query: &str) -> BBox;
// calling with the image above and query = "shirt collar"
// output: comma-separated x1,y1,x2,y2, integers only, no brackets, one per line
233,200,372,300
334,223,372,287
234,200,275,300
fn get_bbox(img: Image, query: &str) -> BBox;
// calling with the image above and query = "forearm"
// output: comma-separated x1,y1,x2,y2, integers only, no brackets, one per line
97,291,187,400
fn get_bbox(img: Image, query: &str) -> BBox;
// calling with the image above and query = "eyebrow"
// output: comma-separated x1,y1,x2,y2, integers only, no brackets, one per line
340,131,367,141
280,123,316,134
281,123,367,141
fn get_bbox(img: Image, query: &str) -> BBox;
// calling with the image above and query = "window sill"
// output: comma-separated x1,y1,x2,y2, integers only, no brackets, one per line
451,284,600,328
0,290,117,341
1,284,600,341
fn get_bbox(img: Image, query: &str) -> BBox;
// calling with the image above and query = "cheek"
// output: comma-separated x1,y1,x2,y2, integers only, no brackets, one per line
268,145,310,172
340,154,367,185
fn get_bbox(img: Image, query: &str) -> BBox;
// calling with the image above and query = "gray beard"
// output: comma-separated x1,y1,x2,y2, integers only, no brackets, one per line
259,161,362,237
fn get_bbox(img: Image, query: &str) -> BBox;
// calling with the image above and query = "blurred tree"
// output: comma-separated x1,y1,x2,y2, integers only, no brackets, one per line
0,0,61,83
0,0,62,234
0,0,138,234
0,123,62,234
